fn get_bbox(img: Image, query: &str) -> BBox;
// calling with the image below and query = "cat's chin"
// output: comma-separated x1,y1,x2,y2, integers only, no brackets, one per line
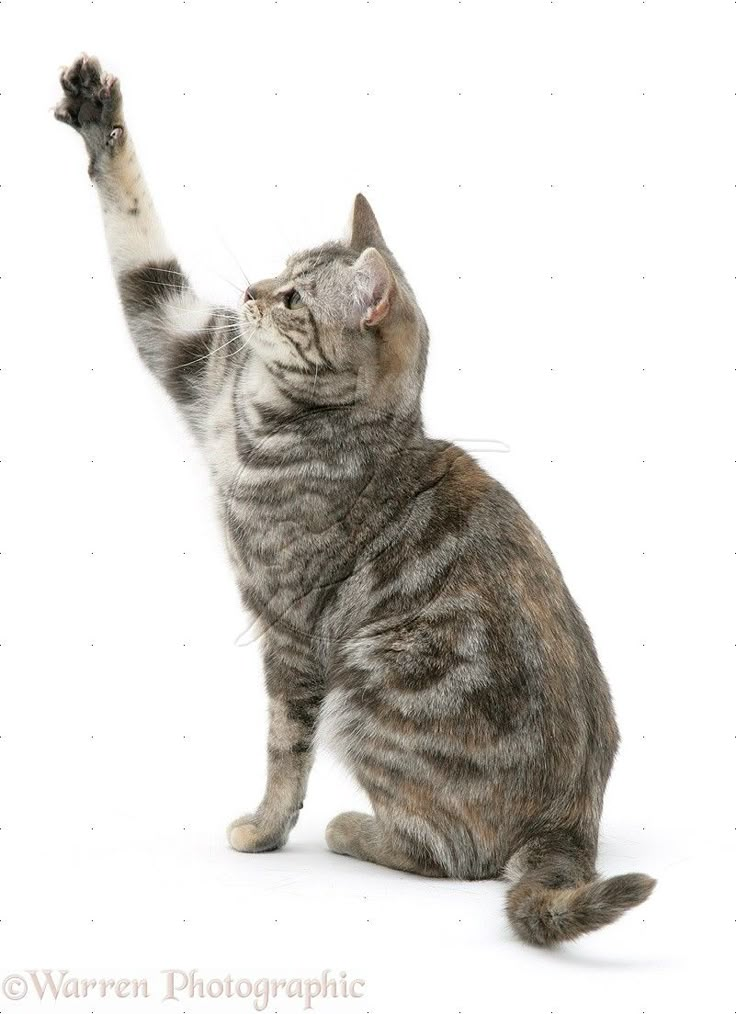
250,331,291,365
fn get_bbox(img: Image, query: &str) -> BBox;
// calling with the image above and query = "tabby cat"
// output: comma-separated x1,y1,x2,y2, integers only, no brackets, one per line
55,55,655,946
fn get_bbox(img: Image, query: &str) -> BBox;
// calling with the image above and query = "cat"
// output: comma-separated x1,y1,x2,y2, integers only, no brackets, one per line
55,54,655,946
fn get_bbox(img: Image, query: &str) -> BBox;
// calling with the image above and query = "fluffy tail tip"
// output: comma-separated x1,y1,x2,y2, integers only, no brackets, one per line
507,871,657,947
600,871,657,910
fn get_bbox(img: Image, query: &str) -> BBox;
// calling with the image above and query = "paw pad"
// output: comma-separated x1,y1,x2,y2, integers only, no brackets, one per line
54,54,123,139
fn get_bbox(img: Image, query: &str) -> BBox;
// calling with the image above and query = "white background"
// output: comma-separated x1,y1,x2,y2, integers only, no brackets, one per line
0,1,733,1011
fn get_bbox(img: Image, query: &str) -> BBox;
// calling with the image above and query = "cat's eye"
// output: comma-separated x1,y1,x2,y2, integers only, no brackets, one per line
283,289,302,309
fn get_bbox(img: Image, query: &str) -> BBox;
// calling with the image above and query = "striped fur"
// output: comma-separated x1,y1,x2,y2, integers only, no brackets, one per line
56,56,655,946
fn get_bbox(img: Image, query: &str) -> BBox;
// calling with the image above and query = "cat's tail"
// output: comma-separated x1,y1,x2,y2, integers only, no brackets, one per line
504,837,656,946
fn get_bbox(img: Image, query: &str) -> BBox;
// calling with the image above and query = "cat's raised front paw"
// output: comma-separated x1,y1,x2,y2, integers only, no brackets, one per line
54,55,125,173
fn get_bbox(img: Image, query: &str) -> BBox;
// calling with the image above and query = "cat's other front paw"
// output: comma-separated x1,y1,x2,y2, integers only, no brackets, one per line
54,55,125,173
227,814,289,853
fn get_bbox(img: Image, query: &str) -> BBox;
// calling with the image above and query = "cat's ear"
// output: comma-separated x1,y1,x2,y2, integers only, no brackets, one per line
350,193,386,252
353,247,393,327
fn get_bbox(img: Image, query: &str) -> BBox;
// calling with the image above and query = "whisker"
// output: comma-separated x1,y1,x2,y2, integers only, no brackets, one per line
213,272,246,296
139,263,244,298
223,339,251,360
174,330,244,369
137,266,192,278
161,313,241,334
215,228,251,288
158,317,242,338
136,279,199,292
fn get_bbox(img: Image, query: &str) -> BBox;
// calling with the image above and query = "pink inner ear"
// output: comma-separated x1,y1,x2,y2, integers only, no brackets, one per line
365,293,390,327
355,247,392,327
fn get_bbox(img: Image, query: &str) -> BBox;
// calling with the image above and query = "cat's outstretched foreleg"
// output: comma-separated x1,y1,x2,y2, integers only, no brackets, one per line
54,54,242,425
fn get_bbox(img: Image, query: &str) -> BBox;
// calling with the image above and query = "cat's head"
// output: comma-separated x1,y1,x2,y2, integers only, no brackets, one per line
239,195,428,413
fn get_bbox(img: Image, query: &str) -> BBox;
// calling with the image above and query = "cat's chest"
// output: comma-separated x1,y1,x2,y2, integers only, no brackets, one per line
204,386,333,589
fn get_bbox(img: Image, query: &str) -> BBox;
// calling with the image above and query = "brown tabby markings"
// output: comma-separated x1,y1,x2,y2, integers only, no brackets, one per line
55,54,655,947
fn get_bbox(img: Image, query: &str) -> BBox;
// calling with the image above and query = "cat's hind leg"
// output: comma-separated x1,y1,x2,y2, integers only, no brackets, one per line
325,812,446,877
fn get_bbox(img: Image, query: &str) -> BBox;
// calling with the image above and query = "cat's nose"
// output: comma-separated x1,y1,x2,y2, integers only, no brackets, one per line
243,286,255,302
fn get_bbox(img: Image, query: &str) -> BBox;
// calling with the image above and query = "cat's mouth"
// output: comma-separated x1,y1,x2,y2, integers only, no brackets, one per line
239,304,282,354
240,301,270,342
241,299,262,325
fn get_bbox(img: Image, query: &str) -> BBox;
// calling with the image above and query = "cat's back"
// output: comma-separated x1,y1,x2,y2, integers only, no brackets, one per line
422,440,613,712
